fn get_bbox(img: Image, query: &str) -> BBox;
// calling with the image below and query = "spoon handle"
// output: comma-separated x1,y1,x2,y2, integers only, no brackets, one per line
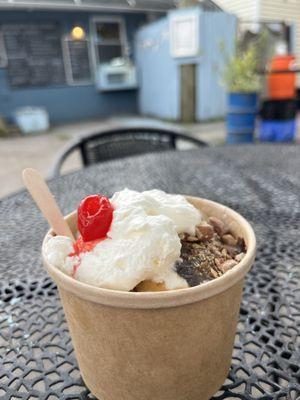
22,168,75,241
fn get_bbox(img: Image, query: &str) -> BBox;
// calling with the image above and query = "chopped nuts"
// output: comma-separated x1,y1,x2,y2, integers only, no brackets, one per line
196,223,214,241
211,246,222,257
223,245,237,256
222,234,237,246
195,229,203,240
214,258,222,268
177,214,247,287
191,243,201,249
210,268,219,278
220,259,237,272
221,248,228,258
186,235,199,242
208,216,226,236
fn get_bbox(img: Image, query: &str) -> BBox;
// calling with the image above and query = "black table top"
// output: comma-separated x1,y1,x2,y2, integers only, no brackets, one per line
0,144,300,399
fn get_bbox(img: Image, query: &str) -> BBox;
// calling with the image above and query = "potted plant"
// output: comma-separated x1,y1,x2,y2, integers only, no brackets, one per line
222,42,261,144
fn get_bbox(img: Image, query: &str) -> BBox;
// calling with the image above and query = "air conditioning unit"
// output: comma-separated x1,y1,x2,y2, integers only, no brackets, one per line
95,58,138,91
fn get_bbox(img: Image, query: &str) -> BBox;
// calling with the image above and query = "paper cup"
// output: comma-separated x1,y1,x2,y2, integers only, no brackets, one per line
42,196,256,400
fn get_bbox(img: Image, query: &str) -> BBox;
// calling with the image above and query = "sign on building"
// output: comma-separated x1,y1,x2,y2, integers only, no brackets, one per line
169,12,199,58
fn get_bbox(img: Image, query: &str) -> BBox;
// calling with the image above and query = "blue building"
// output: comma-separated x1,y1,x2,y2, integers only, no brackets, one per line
135,6,236,122
0,0,173,124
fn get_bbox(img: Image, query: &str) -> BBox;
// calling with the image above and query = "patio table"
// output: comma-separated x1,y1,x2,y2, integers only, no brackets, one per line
0,144,299,399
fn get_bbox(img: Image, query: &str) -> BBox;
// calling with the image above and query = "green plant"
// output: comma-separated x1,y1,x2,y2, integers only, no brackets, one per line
222,42,261,93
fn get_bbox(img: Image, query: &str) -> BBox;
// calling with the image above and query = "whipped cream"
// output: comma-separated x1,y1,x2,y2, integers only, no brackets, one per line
44,189,202,291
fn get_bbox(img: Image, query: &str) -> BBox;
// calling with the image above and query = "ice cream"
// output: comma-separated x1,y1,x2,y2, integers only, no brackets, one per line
44,188,202,291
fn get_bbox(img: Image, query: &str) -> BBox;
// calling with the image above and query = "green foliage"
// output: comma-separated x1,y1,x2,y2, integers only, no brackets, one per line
222,42,261,93
251,26,275,70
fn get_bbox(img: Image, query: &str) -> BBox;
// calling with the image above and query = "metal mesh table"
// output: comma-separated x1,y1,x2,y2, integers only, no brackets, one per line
0,144,300,400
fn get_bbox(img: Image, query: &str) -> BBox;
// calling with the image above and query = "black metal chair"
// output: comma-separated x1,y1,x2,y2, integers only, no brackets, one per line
51,127,207,177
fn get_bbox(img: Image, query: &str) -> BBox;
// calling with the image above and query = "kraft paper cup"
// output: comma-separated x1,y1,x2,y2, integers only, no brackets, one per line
42,196,256,400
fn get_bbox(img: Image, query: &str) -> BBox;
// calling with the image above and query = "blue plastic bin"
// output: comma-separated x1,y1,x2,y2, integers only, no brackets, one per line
259,119,296,142
226,93,258,144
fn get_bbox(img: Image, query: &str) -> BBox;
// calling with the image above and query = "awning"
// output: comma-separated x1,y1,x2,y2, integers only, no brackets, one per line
0,0,176,13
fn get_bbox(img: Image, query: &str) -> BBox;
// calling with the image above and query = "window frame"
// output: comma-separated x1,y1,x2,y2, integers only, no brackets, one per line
90,16,128,73
62,34,93,86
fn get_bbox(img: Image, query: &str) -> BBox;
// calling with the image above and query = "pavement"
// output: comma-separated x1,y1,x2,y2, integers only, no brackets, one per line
0,116,226,198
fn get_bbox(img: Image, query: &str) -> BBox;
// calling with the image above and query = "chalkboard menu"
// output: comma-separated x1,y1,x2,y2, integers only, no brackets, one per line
2,23,66,87
63,38,92,84
0,32,7,68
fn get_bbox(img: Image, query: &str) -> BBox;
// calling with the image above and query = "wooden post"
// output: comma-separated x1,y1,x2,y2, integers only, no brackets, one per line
180,64,196,123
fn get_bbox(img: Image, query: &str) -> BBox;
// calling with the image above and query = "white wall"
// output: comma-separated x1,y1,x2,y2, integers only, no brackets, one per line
214,0,259,21
215,0,300,86
261,0,300,84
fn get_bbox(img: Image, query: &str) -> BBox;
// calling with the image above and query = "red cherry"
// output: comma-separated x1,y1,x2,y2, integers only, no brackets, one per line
77,194,113,242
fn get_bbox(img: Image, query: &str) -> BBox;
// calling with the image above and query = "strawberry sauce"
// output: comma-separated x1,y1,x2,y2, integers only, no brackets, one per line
68,194,114,278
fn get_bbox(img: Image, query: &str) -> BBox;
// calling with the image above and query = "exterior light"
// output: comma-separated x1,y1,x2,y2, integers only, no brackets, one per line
71,26,85,40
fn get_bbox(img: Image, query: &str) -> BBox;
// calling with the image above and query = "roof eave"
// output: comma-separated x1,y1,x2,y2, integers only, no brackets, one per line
0,1,171,13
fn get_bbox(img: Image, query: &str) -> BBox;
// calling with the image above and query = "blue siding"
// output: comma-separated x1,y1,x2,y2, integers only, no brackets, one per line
0,10,147,124
135,18,180,120
135,8,236,121
197,12,236,120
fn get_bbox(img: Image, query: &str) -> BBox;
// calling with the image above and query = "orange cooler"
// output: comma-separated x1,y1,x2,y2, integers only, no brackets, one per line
267,55,296,99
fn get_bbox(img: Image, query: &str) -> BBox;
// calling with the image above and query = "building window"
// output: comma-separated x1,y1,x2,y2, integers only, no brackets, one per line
91,17,127,66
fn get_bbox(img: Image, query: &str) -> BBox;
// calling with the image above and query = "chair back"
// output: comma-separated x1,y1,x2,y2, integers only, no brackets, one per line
81,129,176,165
51,127,207,177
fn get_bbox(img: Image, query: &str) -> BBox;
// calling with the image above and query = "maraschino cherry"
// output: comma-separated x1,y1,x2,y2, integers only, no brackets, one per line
69,194,113,273
77,194,114,242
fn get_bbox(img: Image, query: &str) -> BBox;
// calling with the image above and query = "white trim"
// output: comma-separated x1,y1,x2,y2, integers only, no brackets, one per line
170,13,199,58
90,15,128,77
255,0,261,22
62,35,93,86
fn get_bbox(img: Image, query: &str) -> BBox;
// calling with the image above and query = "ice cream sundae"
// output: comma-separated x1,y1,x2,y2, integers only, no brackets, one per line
44,189,246,292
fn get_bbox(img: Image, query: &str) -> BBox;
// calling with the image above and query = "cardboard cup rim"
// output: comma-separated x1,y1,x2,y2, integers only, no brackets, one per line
42,196,256,309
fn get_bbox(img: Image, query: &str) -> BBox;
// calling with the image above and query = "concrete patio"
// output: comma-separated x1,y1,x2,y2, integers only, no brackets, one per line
0,116,226,198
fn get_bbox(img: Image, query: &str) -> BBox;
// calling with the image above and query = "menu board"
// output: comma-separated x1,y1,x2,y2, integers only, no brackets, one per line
63,38,92,85
2,23,66,87
0,32,7,68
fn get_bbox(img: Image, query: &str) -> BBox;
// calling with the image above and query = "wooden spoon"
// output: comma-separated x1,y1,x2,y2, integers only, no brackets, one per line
22,168,75,241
